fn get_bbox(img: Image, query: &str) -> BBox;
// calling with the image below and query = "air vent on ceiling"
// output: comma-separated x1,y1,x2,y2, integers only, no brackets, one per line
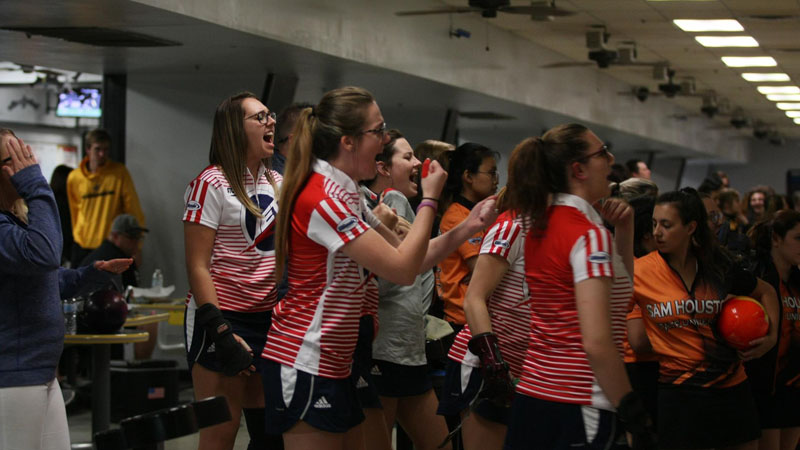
458,111,516,120
1,27,181,47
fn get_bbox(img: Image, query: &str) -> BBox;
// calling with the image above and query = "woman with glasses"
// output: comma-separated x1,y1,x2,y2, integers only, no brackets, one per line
261,87,494,450
632,187,779,450
747,210,800,450
182,92,283,450
437,143,499,330
495,125,655,449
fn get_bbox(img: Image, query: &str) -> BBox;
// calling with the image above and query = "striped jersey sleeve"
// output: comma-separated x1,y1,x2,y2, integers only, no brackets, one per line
182,167,223,229
569,226,614,284
307,197,371,253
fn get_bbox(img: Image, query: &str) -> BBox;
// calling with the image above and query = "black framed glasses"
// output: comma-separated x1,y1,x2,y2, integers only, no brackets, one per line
245,110,277,125
1,156,10,165
576,144,610,162
360,122,387,139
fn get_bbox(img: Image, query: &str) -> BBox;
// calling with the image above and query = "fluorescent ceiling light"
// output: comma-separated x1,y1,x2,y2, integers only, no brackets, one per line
786,111,800,118
721,56,777,67
0,72,38,84
695,36,758,47
742,73,790,82
674,19,744,32
757,86,800,94
794,118,800,124
777,103,800,110
767,94,800,101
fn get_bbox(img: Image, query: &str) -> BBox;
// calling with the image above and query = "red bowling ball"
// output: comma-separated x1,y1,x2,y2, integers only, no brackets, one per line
82,289,128,334
717,296,769,350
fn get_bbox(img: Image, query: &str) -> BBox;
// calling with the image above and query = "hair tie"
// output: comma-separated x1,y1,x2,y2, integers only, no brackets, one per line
308,106,316,118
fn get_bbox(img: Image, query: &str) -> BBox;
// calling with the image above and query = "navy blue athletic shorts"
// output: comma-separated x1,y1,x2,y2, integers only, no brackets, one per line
352,315,382,409
504,393,617,450
184,308,271,373
371,359,433,398
262,359,365,434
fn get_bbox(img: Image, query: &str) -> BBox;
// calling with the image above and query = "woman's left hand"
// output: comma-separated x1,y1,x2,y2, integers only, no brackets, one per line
738,333,777,361
94,258,134,274
464,195,498,233
600,197,633,229
2,137,37,177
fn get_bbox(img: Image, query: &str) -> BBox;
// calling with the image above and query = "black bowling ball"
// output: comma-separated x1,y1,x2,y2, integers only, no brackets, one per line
81,289,128,334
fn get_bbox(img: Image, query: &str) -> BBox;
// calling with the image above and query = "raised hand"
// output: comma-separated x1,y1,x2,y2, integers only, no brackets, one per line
2,138,37,177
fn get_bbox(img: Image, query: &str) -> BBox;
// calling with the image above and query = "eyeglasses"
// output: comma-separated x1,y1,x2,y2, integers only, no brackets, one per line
576,144,611,162
477,170,499,179
1,156,10,165
245,110,277,125
360,123,387,139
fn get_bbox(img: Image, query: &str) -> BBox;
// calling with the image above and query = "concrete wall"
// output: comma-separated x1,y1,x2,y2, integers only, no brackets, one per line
136,0,750,162
717,141,800,195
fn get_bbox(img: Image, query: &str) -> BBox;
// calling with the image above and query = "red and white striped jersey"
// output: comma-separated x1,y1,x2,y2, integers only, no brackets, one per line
518,194,631,411
182,164,282,313
262,160,382,379
448,211,529,379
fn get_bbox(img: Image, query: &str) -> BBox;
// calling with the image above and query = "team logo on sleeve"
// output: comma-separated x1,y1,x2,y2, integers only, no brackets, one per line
242,193,277,254
468,237,482,245
186,201,201,211
493,239,510,249
337,216,360,233
588,251,611,264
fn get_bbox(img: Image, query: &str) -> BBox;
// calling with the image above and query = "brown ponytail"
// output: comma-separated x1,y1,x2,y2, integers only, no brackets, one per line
275,86,376,279
504,124,590,229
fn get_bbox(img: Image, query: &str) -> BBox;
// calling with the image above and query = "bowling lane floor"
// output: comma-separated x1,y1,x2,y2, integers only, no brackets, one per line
67,384,251,449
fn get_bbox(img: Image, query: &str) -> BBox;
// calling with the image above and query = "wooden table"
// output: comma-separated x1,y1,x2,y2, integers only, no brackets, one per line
64,332,149,435
124,312,170,327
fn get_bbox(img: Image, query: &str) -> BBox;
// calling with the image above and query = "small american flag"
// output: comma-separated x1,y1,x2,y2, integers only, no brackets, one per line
147,387,165,400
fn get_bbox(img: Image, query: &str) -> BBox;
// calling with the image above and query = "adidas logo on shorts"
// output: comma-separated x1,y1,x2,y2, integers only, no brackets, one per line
313,396,332,409
370,365,382,376
356,377,369,389
207,343,216,353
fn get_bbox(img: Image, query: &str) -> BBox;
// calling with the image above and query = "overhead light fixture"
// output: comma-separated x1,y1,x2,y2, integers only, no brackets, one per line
695,36,758,47
757,86,800,94
767,94,800,101
674,19,744,32
786,111,800,118
0,71,38,85
776,103,800,110
721,56,777,67
742,73,790,82
794,118,800,125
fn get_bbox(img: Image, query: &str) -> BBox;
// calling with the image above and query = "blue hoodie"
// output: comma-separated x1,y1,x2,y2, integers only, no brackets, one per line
0,164,105,387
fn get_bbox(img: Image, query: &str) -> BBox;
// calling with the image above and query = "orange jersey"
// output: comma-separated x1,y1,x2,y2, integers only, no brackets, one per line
437,200,482,324
634,251,746,388
777,281,800,387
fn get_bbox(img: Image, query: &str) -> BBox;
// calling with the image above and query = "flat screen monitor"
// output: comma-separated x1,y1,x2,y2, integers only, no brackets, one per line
56,88,102,118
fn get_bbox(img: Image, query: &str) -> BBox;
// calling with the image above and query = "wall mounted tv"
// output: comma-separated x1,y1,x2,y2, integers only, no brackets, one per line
56,88,102,118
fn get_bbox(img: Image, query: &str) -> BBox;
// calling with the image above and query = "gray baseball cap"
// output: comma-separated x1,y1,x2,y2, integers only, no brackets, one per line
111,214,148,238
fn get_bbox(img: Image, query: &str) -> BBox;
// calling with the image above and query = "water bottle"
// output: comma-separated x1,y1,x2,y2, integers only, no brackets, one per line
63,298,77,335
151,268,164,290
